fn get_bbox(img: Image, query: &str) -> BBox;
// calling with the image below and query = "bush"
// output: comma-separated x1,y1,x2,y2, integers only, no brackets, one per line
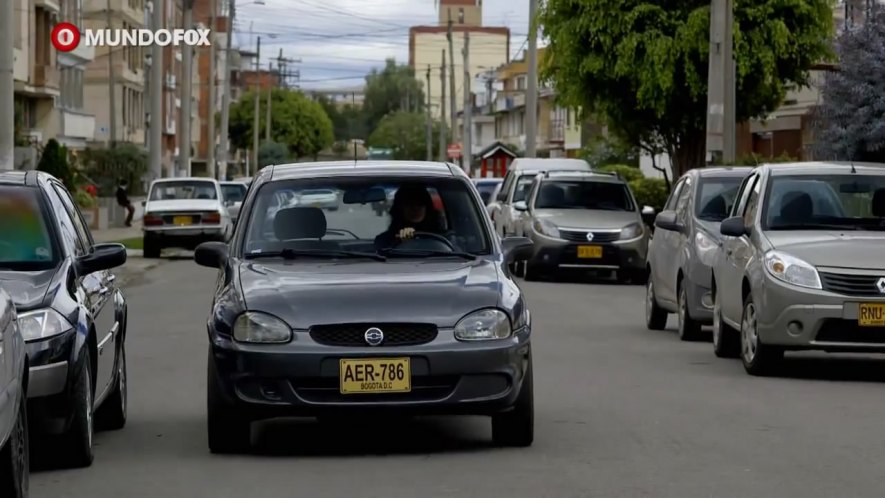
629,178,669,211
78,144,148,196
37,139,73,188
599,164,644,182
259,140,289,167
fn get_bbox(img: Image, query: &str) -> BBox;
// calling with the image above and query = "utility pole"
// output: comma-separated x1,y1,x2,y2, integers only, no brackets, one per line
218,0,235,180
439,50,447,162
0,0,14,170
705,0,735,164
252,36,261,176
447,14,456,143
149,0,164,179
180,0,195,176
462,32,472,174
265,60,272,142
207,0,217,179
107,0,117,148
426,65,432,161
524,0,539,157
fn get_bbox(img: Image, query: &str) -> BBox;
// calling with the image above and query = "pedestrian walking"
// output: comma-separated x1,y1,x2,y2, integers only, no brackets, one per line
116,179,135,227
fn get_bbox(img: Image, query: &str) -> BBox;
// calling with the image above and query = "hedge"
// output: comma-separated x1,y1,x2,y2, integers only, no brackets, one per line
629,178,669,211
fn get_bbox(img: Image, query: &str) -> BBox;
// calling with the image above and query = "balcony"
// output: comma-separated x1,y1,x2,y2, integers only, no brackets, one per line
62,110,96,141
34,65,60,90
495,92,525,113
548,118,565,143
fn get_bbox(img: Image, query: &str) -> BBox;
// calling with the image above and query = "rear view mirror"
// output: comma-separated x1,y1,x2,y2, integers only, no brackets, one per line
840,181,872,193
502,237,534,263
194,241,229,269
77,243,127,275
343,187,387,204
513,201,527,211
654,210,683,233
720,216,747,237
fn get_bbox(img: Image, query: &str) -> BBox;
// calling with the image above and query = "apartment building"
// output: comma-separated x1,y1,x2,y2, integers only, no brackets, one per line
193,0,225,171
13,0,97,154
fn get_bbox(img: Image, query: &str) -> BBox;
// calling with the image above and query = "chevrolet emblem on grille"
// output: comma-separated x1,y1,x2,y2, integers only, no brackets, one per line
364,327,384,346
877,277,885,294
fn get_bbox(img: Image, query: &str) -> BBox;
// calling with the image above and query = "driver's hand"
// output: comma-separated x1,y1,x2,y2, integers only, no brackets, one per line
397,227,416,240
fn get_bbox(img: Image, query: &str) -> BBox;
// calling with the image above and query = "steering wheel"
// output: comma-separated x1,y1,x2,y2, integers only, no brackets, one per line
403,231,456,250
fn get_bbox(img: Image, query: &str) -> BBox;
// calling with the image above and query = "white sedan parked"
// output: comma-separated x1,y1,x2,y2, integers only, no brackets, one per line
142,178,233,258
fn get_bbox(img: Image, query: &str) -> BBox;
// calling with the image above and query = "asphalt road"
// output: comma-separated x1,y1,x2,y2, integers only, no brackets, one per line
32,258,885,497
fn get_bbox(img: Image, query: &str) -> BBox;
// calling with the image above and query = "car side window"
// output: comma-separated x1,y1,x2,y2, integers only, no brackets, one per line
43,184,84,256
742,175,763,226
53,184,95,251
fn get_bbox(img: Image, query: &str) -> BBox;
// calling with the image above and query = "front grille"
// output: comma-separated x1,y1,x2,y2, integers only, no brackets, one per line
816,319,885,344
291,375,458,403
309,323,438,347
559,229,621,243
820,272,885,297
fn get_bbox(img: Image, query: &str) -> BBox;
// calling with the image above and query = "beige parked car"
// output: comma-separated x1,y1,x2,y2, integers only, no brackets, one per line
712,162,885,376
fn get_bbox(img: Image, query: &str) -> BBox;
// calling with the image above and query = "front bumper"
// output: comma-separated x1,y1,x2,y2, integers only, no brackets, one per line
26,330,78,434
209,327,532,418
755,274,885,352
527,232,647,271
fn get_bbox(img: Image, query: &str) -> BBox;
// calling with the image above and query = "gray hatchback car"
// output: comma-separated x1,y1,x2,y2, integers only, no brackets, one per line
646,167,749,339
194,161,536,453
712,162,885,375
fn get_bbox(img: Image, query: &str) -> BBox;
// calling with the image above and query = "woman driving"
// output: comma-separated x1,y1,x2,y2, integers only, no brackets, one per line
374,184,445,250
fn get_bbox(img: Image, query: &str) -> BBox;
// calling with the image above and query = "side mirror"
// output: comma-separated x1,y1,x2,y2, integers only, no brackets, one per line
513,200,527,212
654,210,683,233
720,216,748,237
77,243,127,275
641,205,656,225
194,241,229,269
502,236,534,263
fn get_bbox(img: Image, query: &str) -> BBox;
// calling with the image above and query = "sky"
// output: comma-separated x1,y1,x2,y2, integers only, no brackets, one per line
232,0,531,91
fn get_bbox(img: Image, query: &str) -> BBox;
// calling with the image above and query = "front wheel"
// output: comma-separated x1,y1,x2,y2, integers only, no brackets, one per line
57,351,95,468
492,356,533,447
740,294,783,376
97,342,127,430
677,282,703,341
0,389,29,498
645,278,668,330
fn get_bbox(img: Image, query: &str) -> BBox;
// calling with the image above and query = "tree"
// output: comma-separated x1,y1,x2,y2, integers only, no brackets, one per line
78,143,148,196
229,88,334,159
363,59,425,133
37,139,73,188
539,0,834,176
814,6,885,162
258,140,289,167
368,111,439,160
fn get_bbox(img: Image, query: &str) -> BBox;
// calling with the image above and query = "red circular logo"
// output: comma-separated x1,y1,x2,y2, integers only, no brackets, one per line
51,22,81,52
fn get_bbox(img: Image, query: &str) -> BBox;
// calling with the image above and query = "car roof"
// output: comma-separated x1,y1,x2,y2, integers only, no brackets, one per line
152,177,219,184
509,158,591,171
268,160,466,181
473,178,502,183
765,161,885,176
0,170,29,186
538,170,626,183
694,166,753,178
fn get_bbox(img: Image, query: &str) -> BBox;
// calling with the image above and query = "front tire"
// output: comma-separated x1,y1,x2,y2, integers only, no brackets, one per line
96,343,127,430
207,349,251,454
677,282,703,341
492,356,534,447
58,350,95,468
143,236,161,258
740,293,783,376
0,389,29,498
645,278,668,330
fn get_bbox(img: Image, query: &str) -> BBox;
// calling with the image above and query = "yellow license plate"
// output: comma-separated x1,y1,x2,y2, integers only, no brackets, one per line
339,358,411,394
858,303,885,327
577,245,603,258
172,215,192,225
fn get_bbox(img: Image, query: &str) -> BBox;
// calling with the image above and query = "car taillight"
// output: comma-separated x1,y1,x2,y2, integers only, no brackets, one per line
202,212,221,224
143,214,163,226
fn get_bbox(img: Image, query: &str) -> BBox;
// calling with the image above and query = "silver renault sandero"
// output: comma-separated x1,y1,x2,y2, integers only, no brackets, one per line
712,162,885,375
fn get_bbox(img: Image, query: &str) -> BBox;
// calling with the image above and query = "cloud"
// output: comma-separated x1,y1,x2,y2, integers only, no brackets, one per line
233,0,529,89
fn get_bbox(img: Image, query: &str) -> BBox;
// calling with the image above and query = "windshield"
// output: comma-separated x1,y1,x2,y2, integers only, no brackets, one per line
0,187,57,269
696,176,744,221
513,176,534,203
221,184,247,204
243,177,491,258
150,181,218,201
763,175,885,230
534,180,635,211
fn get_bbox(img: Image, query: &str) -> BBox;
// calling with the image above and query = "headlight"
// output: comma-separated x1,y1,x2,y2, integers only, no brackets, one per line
695,231,718,256
18,309,73,342
454,309,512,341
232,311,292,343
532,219,559,238
763,250,822,290
619,222,643,240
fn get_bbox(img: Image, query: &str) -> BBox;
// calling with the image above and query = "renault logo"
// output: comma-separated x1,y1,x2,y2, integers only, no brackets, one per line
364,327,384,346
877,277,885,295
586,232,595,242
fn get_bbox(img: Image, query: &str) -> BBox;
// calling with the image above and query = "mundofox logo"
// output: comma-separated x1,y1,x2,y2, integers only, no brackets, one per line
52,22,211,52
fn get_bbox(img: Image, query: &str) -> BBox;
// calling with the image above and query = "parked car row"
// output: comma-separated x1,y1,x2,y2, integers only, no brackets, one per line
0,170,132,496
646,161,885,376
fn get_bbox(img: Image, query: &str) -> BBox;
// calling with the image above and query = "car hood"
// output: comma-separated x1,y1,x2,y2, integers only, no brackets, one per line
238,259,501,329
0,268,56,310
145,199,219,212
765,231,885,270
534,209,638,229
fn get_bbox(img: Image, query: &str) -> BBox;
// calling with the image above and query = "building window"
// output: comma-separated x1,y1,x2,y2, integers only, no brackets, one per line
458,8,464,23
59,67,84,111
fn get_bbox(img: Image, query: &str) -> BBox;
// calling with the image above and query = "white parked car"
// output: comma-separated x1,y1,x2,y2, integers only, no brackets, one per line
142,177,233,258
294,188,340,210
220,180,249,225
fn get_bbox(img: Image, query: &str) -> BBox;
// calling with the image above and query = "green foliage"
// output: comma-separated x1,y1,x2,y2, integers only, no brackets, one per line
74,189,97,209
368,111,439,160
711,151,797,166
581,134,640,167
363,59,425,133
78,143,148,196
539,0,834,175
599,164,644,182
229,88,334,159
629,178,670,211
37,139,73,188
258,140,289,167
316,95,369,142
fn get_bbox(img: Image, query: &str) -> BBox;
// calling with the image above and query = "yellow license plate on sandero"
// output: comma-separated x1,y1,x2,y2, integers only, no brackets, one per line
858,303,885,327
339,358,411,394
172,215,192,225
577,245,603,258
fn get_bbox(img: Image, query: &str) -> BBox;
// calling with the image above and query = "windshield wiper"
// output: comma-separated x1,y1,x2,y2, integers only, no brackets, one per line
380,248,478,260
246,248,387,261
